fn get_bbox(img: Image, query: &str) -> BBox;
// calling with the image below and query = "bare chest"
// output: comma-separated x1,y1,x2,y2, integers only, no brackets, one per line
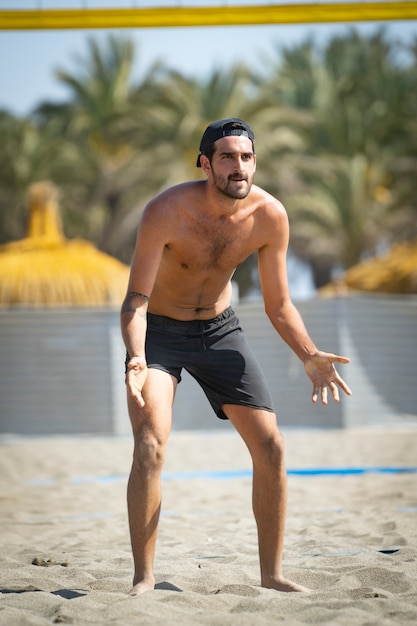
164,214,257,273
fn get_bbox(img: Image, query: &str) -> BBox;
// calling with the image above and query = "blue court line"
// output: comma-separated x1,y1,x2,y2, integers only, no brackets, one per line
70,474,126,485
398,506,417,512
287,467,417,477
164,467,417,479
27,466,417,487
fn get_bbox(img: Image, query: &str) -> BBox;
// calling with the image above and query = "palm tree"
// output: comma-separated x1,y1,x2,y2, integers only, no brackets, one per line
286,154,392,286
256,29,416,287
138,64,259,182
381,35,417,243
3,31,414,295
0,110,74,244
318,28,411,158
35,35,164,263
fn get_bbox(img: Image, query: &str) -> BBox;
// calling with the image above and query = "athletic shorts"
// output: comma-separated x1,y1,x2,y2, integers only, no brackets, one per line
126,306,274,420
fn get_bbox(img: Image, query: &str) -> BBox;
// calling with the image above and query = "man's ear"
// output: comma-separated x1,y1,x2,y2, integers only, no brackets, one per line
200,154,211,175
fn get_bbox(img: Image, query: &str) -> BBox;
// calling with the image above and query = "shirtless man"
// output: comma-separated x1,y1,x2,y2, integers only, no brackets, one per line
120,118,351,596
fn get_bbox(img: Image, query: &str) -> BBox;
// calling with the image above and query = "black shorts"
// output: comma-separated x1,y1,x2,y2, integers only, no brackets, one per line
127,306,274,420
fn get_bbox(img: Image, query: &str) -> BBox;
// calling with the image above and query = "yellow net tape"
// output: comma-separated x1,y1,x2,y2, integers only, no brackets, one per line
1,3,416,30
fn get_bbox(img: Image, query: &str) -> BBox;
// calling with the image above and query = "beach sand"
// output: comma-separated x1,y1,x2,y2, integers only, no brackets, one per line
1,426,417,625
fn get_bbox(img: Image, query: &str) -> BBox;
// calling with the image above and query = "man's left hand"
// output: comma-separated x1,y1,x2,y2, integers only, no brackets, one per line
304,351,352,404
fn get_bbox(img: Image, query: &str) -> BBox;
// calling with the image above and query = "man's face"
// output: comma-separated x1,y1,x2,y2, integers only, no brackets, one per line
205,135,256,200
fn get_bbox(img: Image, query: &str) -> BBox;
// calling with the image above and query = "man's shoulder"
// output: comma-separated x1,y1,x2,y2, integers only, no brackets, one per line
158,180,205,201
251,185,287,216
144,180,205,217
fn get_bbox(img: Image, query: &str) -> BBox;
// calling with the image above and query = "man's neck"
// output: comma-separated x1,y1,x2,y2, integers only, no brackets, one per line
204,180,250,218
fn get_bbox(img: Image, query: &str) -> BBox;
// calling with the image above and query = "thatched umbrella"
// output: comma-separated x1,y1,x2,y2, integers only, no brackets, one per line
0,181,129,307
320,238,417,296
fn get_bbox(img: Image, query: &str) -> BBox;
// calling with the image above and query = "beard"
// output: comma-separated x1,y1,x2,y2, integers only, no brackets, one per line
211,169,253,200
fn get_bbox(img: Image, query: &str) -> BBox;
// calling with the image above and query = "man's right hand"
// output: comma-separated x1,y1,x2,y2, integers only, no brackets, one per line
126,357,148,408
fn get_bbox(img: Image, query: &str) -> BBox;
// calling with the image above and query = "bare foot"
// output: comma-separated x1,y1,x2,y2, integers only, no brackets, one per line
128,577,155,596
261,576,312,593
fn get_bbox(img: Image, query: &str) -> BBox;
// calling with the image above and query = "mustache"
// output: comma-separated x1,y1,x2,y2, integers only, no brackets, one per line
228,174,248,181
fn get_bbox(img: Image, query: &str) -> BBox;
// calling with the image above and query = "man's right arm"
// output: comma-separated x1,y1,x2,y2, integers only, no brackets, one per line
120,199,167,407
121,291,149,360
121,291,150,408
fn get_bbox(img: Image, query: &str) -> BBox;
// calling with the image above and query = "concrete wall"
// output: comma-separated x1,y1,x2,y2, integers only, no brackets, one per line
0,309,126,435
0,295,416,435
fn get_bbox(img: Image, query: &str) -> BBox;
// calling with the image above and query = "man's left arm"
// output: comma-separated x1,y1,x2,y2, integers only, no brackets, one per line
258,203,351,405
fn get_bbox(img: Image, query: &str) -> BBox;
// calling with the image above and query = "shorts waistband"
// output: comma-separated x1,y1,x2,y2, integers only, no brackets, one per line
147,306,235,333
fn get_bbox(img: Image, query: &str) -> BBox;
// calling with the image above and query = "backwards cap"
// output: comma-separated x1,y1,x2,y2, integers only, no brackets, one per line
196,118,255,167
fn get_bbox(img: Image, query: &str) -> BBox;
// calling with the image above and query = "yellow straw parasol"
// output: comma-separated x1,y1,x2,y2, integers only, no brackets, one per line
320,238,417,296
0,181,130,307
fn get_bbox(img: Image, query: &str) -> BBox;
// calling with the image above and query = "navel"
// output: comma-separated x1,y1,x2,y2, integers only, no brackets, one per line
181,263,189,270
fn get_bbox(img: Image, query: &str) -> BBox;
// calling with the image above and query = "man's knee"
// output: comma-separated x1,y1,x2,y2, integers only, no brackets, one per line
132,431,167,474
257,430,285,469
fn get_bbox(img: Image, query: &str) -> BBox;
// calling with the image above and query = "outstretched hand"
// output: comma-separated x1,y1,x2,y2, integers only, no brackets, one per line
126,356,148,408
304,351,351,405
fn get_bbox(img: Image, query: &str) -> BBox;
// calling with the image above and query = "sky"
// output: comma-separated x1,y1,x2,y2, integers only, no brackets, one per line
0,14,416,116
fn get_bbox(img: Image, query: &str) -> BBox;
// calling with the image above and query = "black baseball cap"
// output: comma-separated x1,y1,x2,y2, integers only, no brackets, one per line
196,118,255,167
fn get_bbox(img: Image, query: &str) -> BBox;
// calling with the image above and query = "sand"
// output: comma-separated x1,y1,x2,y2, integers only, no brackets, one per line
1,426,417,625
